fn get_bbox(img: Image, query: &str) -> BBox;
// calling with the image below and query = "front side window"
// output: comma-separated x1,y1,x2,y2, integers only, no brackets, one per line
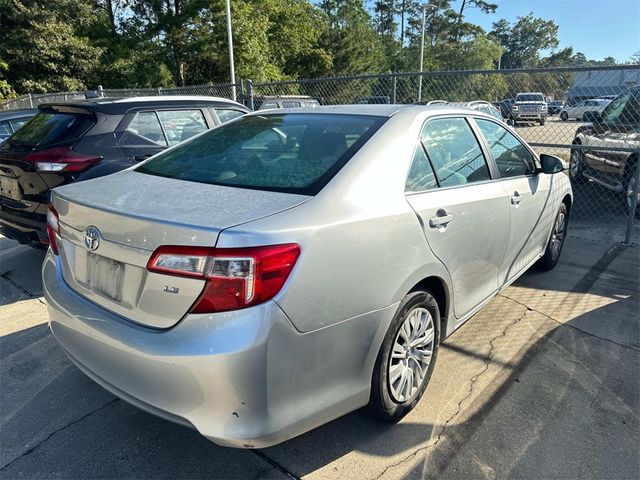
126,112,167,146
421,117,490,187
157,110,207,146
406,144,437,193
475,119,535,178
136,113,385,195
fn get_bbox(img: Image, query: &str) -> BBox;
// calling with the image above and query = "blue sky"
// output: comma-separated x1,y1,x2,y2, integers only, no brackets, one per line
463,0,640,62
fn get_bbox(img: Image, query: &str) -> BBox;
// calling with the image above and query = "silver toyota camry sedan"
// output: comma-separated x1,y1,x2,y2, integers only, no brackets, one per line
43,105,572,448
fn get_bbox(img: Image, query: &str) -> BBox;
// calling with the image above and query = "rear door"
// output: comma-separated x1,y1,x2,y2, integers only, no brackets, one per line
473,118,550,284
405,116,511,319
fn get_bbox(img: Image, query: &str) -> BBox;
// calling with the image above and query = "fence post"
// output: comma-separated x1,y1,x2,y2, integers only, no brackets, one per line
245,79,254,111
28,93,33,108
391,74,397,104
622,151,640,246
98,85,104,97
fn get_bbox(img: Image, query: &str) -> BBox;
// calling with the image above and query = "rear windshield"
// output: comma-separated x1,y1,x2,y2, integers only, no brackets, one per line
136,113,386,195
516,94,544,102
1,112,95,151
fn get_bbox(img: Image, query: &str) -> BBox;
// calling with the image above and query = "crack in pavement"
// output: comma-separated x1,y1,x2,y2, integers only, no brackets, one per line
370,303,532,480
1,271,45,306
251,450,300,480
0,399,119,472
498,293,640,353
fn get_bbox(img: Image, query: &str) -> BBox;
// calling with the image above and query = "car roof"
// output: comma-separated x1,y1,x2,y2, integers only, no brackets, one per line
0,109,38,121
38,96,246,114
247,104,494,118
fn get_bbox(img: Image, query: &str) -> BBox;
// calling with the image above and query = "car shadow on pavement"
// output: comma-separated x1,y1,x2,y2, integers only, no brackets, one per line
0,240,638,479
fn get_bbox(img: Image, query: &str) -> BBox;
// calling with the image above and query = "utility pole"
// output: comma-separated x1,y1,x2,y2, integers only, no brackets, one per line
225,0,236,101
418,2,435,102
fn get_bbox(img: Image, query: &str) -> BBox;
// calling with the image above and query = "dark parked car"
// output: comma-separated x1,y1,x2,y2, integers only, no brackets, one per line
0,96,248,247
570,87,640,214
547,100,565,115
0,109,38,144
492,100,512,119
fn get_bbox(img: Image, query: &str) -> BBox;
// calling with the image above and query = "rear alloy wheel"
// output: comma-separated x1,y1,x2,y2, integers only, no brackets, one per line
569,147,587,184
369,290,440,421
560,111,569,121
536,203,568,271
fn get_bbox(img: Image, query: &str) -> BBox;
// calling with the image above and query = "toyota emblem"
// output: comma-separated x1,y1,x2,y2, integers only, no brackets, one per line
84,226,101,251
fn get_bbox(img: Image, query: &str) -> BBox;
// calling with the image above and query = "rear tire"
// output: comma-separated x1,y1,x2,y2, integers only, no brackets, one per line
539,117,546,126
535,203,568,271
560,111,568,121
369,290,440,422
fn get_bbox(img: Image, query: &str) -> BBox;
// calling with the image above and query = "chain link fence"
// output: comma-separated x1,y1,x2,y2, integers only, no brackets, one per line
2,66,639,245
250,65,640,245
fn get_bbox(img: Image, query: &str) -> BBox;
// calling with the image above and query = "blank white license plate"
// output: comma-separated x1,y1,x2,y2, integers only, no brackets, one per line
86,253,124,302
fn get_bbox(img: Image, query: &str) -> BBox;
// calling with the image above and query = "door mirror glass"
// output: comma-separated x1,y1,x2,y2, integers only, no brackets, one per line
539,154,565,174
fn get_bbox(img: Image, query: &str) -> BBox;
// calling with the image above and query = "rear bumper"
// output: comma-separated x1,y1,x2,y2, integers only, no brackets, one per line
0,207,47,247
43,252,394,448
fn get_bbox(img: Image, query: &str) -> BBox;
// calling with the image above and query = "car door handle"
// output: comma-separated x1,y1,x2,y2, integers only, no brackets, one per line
510,192,523,206
429,210,454,228
133,154,153,162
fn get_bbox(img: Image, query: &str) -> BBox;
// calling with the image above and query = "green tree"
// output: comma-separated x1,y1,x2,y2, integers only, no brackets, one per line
0,0,104,93
319,0,388,75
490,13,559,69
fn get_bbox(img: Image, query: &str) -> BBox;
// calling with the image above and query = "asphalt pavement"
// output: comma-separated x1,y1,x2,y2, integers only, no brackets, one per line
1,231,638,479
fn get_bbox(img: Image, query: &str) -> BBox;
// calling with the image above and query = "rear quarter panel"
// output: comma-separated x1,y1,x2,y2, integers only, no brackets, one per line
216,110,453,334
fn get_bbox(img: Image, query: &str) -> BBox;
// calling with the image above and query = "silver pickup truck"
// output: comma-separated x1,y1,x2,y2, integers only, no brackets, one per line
510,92,548,125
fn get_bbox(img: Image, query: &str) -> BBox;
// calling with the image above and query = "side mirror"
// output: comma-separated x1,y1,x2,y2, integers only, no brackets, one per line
583,111,602,123
539,154,565,174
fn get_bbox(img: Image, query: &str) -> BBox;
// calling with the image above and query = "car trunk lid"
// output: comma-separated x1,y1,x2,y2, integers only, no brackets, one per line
52,169,310,328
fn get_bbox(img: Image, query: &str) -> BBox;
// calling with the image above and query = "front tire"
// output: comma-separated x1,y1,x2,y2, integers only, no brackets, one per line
369,290,440,421
569,147,587,184
560,111,568,121
623,161,640,217
536,203,568,271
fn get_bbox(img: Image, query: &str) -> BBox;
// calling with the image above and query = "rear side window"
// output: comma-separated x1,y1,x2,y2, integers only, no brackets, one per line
215,109,244,124
421,118,490,187
1,112,95,150
475,119,535,178
127,112,167,146
157,110,207,146
282,101,302,108
136,113,386,195
406,145,437,193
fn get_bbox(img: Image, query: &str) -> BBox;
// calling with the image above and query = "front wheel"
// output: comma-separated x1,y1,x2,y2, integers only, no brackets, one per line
539,117,546,126
535,203,568,271
369,290,440,421
623,165,640,217
569,147,587,184
560,111,568,121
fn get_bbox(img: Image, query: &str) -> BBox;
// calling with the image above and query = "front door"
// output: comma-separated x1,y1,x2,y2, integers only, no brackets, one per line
405,117,511,319
473,118,551,284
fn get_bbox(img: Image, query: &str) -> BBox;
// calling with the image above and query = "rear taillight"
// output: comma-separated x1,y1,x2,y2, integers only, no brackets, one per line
147,244,301,313
26,146,100,173
47,204,60,255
